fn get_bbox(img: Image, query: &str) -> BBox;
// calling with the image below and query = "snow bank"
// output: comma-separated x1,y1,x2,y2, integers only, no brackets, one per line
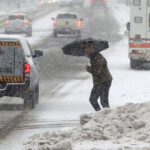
77,103,150,142
24,102,150,150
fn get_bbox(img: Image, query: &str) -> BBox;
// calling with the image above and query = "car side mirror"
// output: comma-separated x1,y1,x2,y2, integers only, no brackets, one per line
126,22,130,31
33,50,43,58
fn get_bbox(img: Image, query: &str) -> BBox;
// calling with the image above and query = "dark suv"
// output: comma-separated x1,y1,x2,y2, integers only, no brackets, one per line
0,35,43,109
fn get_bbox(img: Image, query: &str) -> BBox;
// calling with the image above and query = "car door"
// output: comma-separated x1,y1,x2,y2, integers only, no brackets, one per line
27,41,39,86
0,40,24,83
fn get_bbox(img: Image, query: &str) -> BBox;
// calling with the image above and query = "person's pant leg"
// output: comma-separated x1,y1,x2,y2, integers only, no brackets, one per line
89,86,101,111
100,81,111,108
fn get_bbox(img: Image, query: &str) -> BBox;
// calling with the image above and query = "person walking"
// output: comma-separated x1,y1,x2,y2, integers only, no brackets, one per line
83,41,112,111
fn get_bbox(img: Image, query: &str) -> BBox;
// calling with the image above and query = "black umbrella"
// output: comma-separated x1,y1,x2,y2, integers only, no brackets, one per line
62,38,109,56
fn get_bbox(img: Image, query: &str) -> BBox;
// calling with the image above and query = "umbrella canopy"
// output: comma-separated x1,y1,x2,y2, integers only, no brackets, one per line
62,38,109,56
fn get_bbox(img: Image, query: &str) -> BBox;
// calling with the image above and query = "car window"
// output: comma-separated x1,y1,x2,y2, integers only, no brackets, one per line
57,14,77,19
8,15,25,20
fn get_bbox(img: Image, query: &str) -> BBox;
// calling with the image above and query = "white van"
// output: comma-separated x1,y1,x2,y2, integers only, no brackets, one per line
129,0,150,69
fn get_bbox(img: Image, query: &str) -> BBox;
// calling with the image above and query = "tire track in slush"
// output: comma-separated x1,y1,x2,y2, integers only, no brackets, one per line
15,119,79,130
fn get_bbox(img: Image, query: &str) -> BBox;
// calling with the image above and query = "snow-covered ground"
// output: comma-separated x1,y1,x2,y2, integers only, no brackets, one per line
1,1,150,150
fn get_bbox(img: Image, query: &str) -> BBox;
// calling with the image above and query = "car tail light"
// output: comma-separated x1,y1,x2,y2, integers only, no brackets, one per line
77,20,82,28
90,0,93,2
24,19,29,24
24,63,30,74
53,20,57,26
5,20,9,25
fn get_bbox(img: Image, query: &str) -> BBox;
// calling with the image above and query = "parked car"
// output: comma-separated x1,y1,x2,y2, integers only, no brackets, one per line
4,13,32,37
0,35,43,109
52,13,83,38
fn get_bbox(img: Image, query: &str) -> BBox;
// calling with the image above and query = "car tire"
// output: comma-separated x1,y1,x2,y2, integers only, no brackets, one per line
24,89,36,110
76,32,81,39
53,32,57,38
35,85,39,105
26,30,32,37
5,31,9,34
130,59,139,69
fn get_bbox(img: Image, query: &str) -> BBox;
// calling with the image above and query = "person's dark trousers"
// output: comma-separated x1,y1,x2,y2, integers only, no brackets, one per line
89,81,112,111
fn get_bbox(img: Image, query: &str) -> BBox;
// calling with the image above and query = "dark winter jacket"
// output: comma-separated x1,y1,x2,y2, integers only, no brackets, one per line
87,52,112,85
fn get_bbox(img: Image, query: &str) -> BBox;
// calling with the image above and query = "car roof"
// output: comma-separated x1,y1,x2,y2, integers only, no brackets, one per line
8,13,26,17
0,34,25,41
57,12,79,17
0,35,31,56
57,12,78,15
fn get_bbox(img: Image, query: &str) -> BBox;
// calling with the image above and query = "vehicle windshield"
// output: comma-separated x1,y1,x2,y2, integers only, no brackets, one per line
57,14,77,19
8,15,25,20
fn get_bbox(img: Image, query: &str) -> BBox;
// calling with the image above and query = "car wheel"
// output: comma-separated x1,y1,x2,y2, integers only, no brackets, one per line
5,31,9,34
26,30,32,37
130,59,140,69
76,32,81,39
53,32,57,38
24,90,35,110
35,85,39,105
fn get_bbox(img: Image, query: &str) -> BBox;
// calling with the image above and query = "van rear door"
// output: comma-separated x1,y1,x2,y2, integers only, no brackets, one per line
130,0,146,44
0,41,24,83
146,1,150,59
8,15,25,29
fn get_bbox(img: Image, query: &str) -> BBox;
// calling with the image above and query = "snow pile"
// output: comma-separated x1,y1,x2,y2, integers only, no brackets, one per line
24,132,72,150
76,103,150,142
24,102,150,150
